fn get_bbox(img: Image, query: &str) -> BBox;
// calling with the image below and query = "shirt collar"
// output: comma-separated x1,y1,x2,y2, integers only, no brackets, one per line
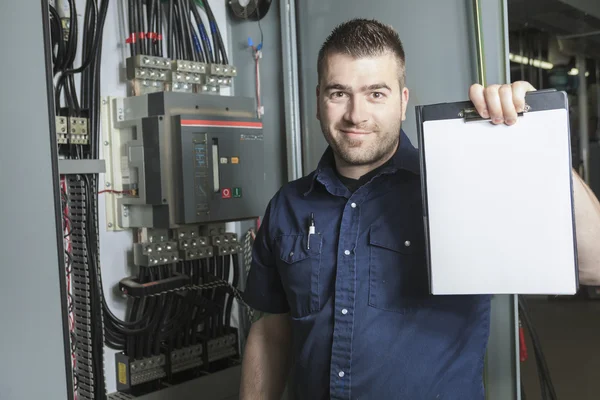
303,129,420,196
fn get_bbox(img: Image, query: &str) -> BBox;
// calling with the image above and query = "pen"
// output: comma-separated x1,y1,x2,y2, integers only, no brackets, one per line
307,212,315,250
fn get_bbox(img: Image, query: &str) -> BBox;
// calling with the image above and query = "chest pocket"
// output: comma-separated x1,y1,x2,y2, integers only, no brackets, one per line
368,222,431,313
276,233,323,318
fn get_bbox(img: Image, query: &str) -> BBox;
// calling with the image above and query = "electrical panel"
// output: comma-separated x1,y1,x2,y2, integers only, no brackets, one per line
102,91,266,230
49,0,268,397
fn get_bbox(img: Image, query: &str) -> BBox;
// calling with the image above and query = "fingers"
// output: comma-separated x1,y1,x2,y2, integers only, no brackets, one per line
484,84,503,124
469,81,537,126
469,84,488,119
500,84,518,125
512,80,536,112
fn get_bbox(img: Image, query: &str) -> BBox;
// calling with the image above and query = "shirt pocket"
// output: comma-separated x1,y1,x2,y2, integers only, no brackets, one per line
368,222,431,313
276,233,323,318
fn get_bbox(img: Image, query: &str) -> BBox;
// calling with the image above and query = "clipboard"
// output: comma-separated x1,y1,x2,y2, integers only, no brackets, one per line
415,90,579,295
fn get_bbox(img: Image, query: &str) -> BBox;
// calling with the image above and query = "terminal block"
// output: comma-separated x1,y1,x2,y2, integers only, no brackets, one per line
181,245,214,260
115,353,167,391
210,232,238,246
178,236,214,260
170,343,204,374
173,226,200,240
208,64,237,88
169,60,206,93
126,55,171,95
215,243,242,256
133,241,179,266
56,116,68,144
69,117,89,144
211,233,241,255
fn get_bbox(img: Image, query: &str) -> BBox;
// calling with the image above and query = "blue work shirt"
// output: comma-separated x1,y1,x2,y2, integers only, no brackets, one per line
244,130,492,400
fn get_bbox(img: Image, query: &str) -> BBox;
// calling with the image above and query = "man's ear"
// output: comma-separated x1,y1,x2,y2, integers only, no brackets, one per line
316,85,321,120
401,87,410,121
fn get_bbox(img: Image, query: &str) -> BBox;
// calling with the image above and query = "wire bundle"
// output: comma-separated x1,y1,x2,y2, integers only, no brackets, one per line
49,0,109,161
518,296,558,400
126,0,228,64
103,255,242,369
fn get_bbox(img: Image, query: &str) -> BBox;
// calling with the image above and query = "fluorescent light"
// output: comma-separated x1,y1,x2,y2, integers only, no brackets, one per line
567,68,590,77
509,53,554,70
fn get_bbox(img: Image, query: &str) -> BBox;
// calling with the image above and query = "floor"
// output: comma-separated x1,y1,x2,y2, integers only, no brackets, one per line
519,295,600,399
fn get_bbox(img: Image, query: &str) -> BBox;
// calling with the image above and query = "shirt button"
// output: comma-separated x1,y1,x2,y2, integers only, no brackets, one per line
344,250,350,256
351,202,357,208
341,308,348,315
404,240,411,247
339,371,345,378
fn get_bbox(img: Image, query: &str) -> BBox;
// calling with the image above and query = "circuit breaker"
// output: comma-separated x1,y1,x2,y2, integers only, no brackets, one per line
102,92,266,229
172,114,264,224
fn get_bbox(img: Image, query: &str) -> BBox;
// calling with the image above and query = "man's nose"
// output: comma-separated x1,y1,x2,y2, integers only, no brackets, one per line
344,97,368,126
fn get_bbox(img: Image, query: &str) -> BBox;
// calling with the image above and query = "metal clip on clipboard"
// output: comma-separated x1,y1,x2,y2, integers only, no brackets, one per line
458,104,531,122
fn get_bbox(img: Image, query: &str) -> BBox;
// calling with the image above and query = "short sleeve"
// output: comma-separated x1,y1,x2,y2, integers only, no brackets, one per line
243,199,290,314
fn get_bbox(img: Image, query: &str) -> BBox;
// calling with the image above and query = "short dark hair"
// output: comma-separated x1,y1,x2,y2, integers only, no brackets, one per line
317,19,406,88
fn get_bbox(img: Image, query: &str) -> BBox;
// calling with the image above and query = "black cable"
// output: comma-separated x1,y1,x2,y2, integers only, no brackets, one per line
135,0,144,55
128,0,137,57
172,2,183,60
190,4,208,63
203,0,228,65
203,0,219,64
56,0,98,91
49,6,66,74
182,0,201,62
80,0,98,109
167,0,174,58
224,255,234,332
175,0,191,60
195,7,213,64
155,0,163,57
60,0,78,72
148,0,157,56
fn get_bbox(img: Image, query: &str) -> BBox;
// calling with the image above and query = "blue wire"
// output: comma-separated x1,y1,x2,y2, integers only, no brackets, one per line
191,31,202,58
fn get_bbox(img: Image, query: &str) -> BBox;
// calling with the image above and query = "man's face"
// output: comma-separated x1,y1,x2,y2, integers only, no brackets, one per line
317,52,409,170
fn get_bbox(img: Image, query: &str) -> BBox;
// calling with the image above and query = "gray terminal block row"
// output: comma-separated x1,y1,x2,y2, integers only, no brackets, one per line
114,333,238,392
126,55,237,95
133,227,240,267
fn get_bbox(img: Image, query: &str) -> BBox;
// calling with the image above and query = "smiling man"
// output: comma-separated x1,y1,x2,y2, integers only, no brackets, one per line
240,18,600,400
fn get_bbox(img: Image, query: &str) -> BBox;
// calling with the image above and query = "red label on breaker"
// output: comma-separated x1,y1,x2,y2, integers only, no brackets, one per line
221,188,232,199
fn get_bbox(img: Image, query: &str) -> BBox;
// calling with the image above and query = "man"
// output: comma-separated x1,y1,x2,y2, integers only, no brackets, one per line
240,18,600,399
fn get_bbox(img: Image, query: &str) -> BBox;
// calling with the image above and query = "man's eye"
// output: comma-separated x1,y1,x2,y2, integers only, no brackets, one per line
331,92,346,98
372,92,385,99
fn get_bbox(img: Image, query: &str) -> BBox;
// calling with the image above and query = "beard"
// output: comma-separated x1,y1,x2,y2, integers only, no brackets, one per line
320,119,402,167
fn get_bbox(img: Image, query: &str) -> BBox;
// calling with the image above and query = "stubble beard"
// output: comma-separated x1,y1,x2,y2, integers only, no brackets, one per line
321,120,402,167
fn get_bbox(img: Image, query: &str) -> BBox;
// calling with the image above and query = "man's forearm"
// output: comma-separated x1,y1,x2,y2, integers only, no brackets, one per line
240,313,292,400
572,169,600,285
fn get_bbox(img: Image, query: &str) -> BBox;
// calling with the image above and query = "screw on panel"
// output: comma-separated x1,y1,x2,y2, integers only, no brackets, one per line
102,99,107,105
104,141,109,145
108,223,113,228
106,182,111,187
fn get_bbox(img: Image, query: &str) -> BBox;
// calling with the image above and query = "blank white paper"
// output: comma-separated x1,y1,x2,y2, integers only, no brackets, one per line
422,108,578,295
